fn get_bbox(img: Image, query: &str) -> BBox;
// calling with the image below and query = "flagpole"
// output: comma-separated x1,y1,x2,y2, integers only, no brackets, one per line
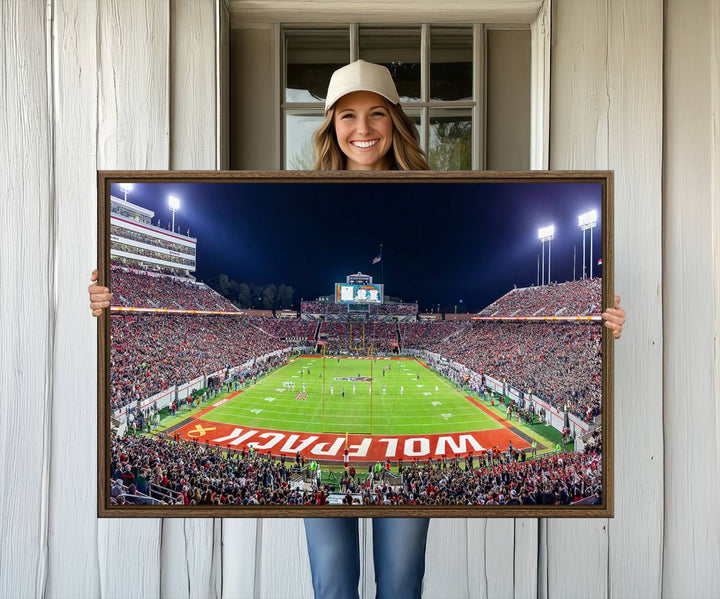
380,243,384,287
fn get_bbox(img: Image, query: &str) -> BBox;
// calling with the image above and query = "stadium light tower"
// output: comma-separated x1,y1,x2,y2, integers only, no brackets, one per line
578,210,598,279
119,183,133,202
538,225,555,286
169,195,180,233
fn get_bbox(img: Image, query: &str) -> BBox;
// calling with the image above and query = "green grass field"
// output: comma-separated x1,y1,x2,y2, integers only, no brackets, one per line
205,356,504,436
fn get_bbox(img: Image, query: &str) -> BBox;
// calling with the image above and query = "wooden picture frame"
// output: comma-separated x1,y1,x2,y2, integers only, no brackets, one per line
97,170,613,518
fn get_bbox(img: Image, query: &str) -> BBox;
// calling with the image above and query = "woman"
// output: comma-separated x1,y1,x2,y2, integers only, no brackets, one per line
302,61,432,599
89,60,626,599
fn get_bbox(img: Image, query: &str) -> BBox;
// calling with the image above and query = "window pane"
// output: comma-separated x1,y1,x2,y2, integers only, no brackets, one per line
429,109,472,170
430,27,473,101
359,28,421,102
286,30,349,103
402,109,423,149
285,112,324,169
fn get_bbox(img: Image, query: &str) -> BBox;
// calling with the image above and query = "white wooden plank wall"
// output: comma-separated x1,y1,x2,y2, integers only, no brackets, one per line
0,1,53,598
663,1,720,597
95,0,169,597
604,2,664,597
3,0,720,597
549,2,664,599
257,518,314,598
47,0,101,597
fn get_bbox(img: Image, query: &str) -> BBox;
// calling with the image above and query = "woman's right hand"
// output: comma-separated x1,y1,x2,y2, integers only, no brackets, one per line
89,269,112,317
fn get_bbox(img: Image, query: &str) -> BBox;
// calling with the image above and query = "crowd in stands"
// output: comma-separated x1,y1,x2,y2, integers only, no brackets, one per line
398,321,463,350
370,303,417,316
111,257,187,277
110,434,601,507
110,435,297,506
321,322,348,339
111,224,196,256
301,301,347,315
111,268,238,312
390,450,602,506
113,242,195,268
255,318,316,340
431,322,602,421
111,315,289,409
478,279,602,317
366,321,396,339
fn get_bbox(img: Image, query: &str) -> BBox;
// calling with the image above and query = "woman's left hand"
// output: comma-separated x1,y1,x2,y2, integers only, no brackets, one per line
602,295,625,339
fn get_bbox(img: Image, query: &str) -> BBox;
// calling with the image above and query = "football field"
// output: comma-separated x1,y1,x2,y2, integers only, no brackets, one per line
206,355,502,436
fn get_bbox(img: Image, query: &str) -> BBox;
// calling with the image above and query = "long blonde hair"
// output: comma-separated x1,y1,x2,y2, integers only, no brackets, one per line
312,100,430,171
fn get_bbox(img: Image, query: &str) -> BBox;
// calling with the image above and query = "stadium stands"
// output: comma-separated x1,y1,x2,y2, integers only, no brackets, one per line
478,278,602,317
109,434,601,507
301,301,346,315
254,318,316,340
111,315,291,409
433,322,602,421
398,321,464,349
111,267,238,312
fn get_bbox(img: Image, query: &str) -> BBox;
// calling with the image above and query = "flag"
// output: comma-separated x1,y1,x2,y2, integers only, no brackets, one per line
597,258,603,266
372,254,381,264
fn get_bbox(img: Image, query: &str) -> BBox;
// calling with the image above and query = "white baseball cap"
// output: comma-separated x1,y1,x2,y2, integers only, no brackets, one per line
324,60,400,112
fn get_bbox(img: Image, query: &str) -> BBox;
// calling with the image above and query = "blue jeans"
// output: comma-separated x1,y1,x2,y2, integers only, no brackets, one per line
303,517,430,599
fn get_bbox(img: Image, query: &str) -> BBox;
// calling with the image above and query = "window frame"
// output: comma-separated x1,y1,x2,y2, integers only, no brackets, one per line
281,23,489,170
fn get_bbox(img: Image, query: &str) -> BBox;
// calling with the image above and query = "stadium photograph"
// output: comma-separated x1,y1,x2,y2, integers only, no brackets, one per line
101,174,608,514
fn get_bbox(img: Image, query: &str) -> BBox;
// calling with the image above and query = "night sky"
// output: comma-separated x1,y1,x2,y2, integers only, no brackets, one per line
110,180,603,313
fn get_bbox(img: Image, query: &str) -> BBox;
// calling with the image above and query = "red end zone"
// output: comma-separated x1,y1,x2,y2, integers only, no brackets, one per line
174,419,529,462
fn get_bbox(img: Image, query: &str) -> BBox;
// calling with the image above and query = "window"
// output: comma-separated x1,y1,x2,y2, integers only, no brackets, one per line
283,25,479,171
228,23,531,171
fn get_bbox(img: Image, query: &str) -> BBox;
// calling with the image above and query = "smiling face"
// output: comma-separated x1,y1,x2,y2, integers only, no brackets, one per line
333,91,394,170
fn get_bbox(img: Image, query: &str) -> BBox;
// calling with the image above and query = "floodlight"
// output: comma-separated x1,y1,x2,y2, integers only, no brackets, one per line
538,225,555,241
578,210,597,229
538,225,555,286
169,195,180,232
578,210,598,279
119,183,133,202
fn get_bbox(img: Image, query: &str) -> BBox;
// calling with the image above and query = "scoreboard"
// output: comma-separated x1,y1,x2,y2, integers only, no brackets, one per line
335,283,384,304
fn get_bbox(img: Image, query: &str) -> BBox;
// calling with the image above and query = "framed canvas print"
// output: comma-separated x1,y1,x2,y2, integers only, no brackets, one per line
97,171,613,517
